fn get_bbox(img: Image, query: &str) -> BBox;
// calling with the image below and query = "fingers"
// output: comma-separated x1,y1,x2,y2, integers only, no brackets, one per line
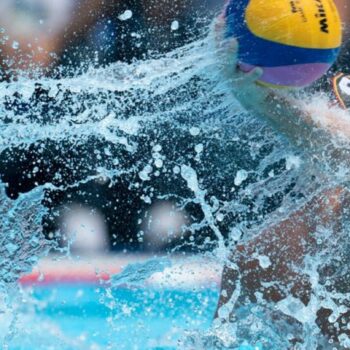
215,35,239,78
219,38,239,58
236,67,263,85
218,41,239,79
214,16,238,54
227,66,263,90
214,17,225,45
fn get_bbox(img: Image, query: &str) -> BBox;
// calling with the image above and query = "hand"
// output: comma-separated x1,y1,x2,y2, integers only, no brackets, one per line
212,16,323,158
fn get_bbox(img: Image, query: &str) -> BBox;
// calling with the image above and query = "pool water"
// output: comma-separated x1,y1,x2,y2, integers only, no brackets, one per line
11,285,220,350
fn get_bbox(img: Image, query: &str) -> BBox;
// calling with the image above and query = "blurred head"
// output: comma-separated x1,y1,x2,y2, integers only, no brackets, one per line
0,0,73,72
142,201,188,251
60,205,109,255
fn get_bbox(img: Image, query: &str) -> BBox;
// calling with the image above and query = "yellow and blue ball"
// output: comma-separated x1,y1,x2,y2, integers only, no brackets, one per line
223,0,342,87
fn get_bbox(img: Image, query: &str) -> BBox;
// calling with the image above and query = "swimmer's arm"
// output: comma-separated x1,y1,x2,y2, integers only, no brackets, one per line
216,35,321,152
237,78,350,160
215,18,350,153
239,83,318,151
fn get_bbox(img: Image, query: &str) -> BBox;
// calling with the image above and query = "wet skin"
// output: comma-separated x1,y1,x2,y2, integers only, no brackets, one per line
215,1,350,346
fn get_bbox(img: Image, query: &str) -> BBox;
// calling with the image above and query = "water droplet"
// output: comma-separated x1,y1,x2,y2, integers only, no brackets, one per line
181,165,199,192
190,127,200,136
12,41,19,50
216,213,224,222
104,147,112,156
153,144,162,152
195,144,203,153
171,20,179,31
234,169,248,186
258,255,271,269
173,166,180,174
139,165,153,181
154,159,163,168
118,10,133,21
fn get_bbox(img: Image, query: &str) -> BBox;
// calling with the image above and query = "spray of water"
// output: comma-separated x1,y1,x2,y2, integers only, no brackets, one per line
1,20,349,349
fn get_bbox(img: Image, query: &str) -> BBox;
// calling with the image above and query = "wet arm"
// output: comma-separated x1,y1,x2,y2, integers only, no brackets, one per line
216,19,350,156
215,187,347,318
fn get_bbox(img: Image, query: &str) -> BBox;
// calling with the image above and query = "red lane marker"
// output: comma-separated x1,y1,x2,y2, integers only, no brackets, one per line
19,270,120,286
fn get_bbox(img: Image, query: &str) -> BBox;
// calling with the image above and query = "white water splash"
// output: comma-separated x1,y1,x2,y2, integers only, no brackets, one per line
0,23,348,350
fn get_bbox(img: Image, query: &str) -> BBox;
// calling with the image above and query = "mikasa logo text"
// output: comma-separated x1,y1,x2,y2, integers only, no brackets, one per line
315,0,329,33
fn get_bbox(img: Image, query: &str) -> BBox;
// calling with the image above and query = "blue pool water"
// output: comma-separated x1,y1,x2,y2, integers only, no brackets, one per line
15,285,219,350
8,284,263,350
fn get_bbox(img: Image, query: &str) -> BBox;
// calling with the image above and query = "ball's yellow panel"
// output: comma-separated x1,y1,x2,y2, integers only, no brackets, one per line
245,0,341,49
